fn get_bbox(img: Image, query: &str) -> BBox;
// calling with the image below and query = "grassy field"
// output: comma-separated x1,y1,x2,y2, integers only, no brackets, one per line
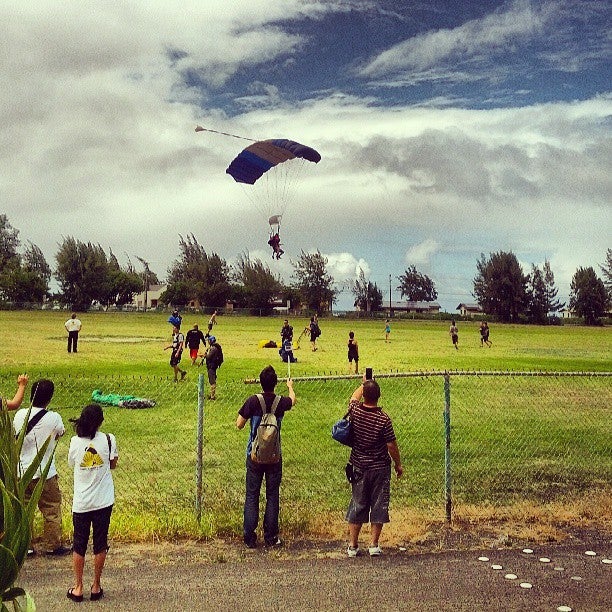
1,309,611,377
1,310,611,545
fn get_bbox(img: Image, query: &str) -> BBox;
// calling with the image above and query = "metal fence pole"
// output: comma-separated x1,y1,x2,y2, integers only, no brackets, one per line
444,372,452,524
196,372,205,524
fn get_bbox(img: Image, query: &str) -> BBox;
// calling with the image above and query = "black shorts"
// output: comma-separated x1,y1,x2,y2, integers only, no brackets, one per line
72,504,113,556
170,351,183,366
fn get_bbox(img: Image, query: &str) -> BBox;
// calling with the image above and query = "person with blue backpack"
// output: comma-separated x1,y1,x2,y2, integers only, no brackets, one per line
236,366,295,549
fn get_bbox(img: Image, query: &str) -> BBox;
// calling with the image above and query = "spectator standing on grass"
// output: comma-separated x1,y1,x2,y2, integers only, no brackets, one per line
1,373,28,410
309,316,320,351
66,404,118,603
236,366,295,548
449,320,459,350
13,379,71,557
185,324,206,365
345,377,402,558
164,325,187,382
203,335,223,400
65,313,82,353
347,331,359,374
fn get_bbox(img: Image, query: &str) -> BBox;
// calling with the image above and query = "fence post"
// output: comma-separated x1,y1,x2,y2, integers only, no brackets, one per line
444,372,452,524
196,372,205,524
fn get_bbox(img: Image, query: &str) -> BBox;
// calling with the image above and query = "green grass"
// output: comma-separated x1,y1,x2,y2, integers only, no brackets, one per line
0,310,610,542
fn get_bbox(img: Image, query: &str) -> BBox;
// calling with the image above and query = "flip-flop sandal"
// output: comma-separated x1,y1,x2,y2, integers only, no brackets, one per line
66,588,83,602
90,588,104,601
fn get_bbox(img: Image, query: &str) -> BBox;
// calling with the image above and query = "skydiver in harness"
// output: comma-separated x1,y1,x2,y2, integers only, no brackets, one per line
267,215,284,260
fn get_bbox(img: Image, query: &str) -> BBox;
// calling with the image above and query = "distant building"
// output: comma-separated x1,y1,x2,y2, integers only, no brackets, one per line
132,284,166,310
457,303,483,317
389,300,441,314
559,307,576,319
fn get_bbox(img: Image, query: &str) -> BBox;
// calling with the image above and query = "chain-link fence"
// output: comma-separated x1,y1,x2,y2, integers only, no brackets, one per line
3,370,610,542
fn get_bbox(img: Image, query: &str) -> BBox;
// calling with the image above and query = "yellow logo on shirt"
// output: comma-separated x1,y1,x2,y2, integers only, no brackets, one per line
80,446,104,468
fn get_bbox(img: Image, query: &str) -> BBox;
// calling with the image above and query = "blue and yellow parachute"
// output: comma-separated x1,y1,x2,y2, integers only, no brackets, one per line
225,139,321,232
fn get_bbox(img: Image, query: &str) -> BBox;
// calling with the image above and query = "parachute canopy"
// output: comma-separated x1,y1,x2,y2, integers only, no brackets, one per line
226,139,321,185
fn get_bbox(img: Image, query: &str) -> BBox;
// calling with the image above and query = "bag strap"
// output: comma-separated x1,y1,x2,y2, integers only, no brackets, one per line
25,409,48,435
256,393,281,415
106,433,112,457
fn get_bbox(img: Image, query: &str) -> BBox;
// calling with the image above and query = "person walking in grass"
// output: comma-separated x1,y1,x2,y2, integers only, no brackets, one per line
449,320,459,350
384,319,391,343
67,404,118,603
185,324,206,365
236,366,295,549
345,376,402,558
203,335,223,399
347,331,359,374
479,321,492,348
164,326,186,382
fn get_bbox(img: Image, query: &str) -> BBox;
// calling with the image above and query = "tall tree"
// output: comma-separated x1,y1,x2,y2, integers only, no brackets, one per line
473,251,528,322
351,268,383,311
233,252,283,309
23,242,51,287
166,234,231,307
569,267,609,325
397,266,438,301
55,238,111,309
600,248,612,298
527,260,564,323
291,250,337,312
0,214,20,271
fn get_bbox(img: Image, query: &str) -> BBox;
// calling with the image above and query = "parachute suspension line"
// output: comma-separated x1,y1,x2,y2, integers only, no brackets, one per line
194,125,256,142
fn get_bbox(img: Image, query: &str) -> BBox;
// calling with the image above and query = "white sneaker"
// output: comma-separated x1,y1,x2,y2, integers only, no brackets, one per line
347,546,360,558
368,546,382,557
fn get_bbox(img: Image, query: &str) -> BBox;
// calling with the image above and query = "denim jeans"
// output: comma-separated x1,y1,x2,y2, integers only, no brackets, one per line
243,456,282,545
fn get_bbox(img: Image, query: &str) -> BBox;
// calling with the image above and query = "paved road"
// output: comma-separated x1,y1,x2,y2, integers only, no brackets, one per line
20,541,611,611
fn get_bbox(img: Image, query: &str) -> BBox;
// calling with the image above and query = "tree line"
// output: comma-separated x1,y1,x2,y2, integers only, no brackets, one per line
1,215,610,324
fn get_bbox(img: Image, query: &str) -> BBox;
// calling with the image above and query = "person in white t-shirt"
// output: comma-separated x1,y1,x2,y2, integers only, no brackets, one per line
64,313,82,353
67,403,118,603
13,378,70,556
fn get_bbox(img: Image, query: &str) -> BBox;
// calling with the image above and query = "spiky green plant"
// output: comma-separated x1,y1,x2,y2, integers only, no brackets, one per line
0,406,53,612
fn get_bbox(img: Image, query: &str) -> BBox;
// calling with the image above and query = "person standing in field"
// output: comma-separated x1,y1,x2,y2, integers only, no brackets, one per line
236,365,295,548
347,331,359,374
65,313,82,353
384,319,391,343
449,320,459,350
13,379,71,557
164,326,187,382
479,321,492,347
1,373,28,410
280,319,293,344
66,404,118,603
185,324,206,365
345,376,402,557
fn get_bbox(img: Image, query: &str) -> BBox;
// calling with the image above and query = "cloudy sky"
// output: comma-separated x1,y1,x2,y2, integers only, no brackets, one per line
1,0,610,311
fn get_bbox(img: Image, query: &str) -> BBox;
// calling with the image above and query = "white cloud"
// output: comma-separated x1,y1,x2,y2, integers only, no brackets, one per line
359,0,550,78
405,239,439,266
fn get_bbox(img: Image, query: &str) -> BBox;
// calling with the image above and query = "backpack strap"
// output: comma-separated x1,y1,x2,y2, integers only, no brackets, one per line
256,393,282,414
106,433,112,457
25,409,48,435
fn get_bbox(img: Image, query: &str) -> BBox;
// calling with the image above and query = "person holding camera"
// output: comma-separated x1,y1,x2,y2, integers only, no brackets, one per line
345,374,402,558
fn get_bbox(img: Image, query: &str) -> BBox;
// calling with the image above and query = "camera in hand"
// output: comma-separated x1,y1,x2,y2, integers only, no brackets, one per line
365,367,373,380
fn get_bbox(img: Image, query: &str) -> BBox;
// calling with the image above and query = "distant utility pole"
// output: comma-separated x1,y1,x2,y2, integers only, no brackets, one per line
136,256,151,312
389,274,392,315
